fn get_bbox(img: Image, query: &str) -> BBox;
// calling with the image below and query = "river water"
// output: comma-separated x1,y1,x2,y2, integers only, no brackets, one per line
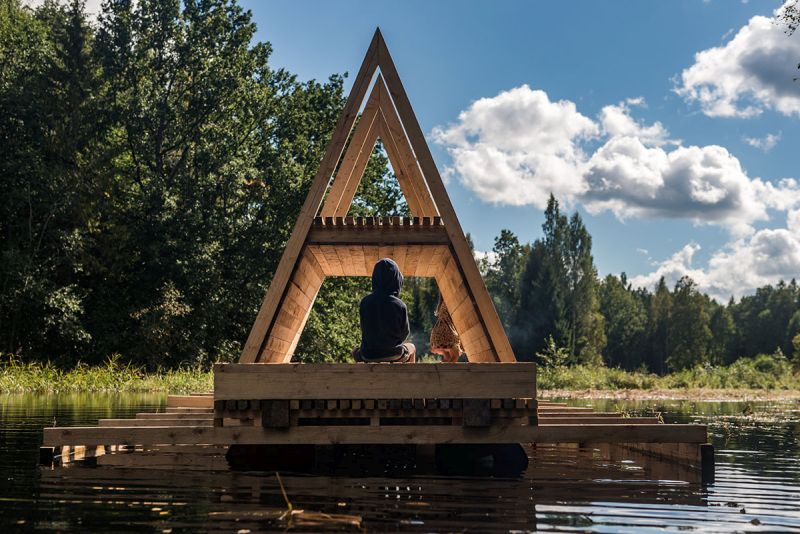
1,394,799,532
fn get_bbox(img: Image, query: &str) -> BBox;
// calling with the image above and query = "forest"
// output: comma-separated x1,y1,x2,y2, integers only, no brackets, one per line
2,0,799,375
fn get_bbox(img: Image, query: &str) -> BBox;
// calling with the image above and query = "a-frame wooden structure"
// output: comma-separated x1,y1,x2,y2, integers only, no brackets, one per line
240,29,516,364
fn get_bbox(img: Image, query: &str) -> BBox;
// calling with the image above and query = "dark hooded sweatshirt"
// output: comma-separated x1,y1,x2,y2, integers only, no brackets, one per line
359,258,410,359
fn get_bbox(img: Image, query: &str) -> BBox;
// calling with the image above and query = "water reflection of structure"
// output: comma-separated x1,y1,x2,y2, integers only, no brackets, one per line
39,442,705,532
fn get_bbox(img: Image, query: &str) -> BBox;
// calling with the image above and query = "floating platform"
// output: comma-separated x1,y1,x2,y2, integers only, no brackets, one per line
40,363,714,480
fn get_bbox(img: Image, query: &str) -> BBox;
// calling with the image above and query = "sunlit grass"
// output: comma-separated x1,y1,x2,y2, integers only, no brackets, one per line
0,355,212,394
2,352,798,394
538,353,800,391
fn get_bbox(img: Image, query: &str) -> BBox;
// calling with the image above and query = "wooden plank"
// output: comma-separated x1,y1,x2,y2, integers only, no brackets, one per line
239,30,380,363
42,423,709,447
403,244,421,277
166,395,213,408
463,399,491,427
333,242,356,279
136,412,214,420
320,83,382,218
319,245,344,276
328,93,385,218
391,243,407,272
98,418,213,427
261,400,290,429
307,226,449,245
350,245,367,276
539,417,661,425
165,407,213,414
214,363,536,400
306,245,332,277
362,244,380,276
375,31,514,362
376,114,425,216
376,80,438,217
415,242,437,277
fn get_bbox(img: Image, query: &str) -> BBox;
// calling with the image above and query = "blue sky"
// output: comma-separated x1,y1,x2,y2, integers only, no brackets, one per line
241,0,800,300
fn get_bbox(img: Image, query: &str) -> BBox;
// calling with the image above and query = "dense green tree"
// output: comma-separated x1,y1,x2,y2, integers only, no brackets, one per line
667,276,712,371
484,229,529,330
646,277,672,374
0,0,101,361
709,303,736,364
512,196,604,363
599,274,647,370
514,240,558,361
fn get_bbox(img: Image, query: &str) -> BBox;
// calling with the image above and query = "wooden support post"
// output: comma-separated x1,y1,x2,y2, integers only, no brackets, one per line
261,400,290,429
463,399,491,427
701,443,715,484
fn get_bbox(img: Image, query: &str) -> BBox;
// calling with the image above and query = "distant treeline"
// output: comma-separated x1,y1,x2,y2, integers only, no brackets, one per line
453,195,800,373
2,1,798,372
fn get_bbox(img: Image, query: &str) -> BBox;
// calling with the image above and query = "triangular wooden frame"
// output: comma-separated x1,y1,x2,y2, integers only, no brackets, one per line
240,29,516,363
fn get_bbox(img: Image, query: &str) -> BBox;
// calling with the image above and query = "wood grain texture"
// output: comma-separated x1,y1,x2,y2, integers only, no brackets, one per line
214,363,536,400
42,423,708,447
319,80,382,218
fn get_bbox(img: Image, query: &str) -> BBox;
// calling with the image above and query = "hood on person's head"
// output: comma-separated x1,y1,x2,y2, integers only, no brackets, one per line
371,258,403,296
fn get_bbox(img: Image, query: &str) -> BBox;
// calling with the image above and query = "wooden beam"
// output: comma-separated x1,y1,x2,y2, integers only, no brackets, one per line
136,412,214,420
375,79,438,217
307,225,449,245
320,81,382,218
375,30,515,362
261,248,325,362
166,395,213,408
539,417,661,425
214,363,536,400
99,418,213,427
376,115,425,216
42,423,709,447
239,30,380,363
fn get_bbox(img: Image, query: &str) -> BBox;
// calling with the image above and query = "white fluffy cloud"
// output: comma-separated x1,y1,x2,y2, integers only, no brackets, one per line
744,132,782,152
433,86,798,235
583,138,773,236
431,85,597,208
631,222,800,300
599,98,671,146
675,5,800,117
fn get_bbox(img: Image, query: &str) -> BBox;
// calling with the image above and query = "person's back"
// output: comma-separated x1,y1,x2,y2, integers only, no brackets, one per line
353,258,416,363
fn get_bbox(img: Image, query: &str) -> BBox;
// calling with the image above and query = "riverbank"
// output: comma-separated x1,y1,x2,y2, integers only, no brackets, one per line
0,356,212,394
540,388,800,401
2,354,798,398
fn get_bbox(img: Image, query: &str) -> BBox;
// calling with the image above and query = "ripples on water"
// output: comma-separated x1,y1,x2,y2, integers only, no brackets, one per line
1,395,799,532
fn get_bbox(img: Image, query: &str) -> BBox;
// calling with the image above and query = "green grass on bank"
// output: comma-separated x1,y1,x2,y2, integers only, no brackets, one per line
1,353,798,394
538,353,800,391
0,355,212,394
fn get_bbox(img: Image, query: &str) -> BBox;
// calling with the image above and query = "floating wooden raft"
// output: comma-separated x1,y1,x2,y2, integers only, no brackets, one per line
40,363,713,475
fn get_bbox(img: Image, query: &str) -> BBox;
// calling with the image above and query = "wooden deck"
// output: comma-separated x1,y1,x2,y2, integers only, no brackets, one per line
40,363,714,478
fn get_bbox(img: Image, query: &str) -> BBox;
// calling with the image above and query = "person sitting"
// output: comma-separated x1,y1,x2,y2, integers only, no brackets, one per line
429,295,464,362
352,258,416,363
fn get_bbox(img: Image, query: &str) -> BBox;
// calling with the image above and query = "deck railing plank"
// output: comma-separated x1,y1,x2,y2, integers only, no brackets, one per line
214,363,537,400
